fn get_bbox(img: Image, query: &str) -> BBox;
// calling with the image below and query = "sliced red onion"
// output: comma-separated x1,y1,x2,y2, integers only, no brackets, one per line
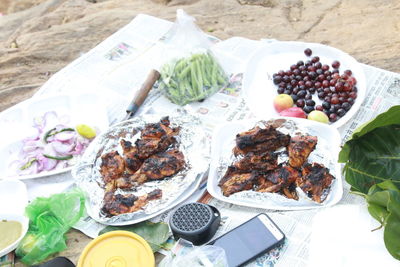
14,111,96,176
54,131,76,142
42,111,58,128
18,160,39,175
78,137,91,146
23,131,40,142
24,140,40,147
22,146,38,153
42,157,57,171
71,141,84,155
54,124,70,131
29,161,39,174
36,156,45,172
32,117,45,133
22,140,42,152
52,141,75,155
43,143,57,156
55,160,69,170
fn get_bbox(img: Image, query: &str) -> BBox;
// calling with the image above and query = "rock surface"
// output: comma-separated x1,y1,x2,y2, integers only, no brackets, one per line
0,0,398,265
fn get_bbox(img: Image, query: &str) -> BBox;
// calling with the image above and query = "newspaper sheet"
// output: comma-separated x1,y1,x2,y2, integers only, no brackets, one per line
14,13,400,266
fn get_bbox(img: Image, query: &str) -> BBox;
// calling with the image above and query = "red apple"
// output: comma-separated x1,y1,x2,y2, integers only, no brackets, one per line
279,107,307,118
273,94,294,113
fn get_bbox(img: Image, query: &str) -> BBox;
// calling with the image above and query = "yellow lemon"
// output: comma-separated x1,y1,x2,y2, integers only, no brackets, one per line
76,124,96,139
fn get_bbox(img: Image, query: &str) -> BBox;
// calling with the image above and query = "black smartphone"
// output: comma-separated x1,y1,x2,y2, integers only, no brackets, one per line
208,213,285,267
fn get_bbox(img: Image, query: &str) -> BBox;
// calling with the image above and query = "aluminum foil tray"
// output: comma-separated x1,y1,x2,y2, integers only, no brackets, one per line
72,109,210,225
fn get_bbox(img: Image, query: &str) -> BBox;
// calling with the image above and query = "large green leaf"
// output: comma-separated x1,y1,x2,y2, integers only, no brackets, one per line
98,221,170,252
338,105,400,163
366,181,400,260
385,214,400,260
343,124,400,193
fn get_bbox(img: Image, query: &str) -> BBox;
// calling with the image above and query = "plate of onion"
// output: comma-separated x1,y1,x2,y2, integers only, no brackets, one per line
0,93,109,180
242,41,366,128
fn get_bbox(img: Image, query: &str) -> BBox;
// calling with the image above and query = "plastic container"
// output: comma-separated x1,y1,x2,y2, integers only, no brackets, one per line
0,179,29,258
242,41,366,128
207,117,343,210
77,231,155,267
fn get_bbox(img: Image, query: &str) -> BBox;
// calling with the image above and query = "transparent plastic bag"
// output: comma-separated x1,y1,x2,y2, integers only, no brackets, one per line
16,189,85,265
159,239,228,267
158,9,228,106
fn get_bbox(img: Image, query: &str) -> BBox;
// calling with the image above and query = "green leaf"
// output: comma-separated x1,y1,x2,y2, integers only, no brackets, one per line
367,203,388,225
99,221,170,252
338,105,400,163
342,124,400,193
384,214,400,260
365,181,400,260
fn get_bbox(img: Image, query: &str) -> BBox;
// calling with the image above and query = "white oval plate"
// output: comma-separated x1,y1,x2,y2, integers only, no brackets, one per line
207,117,343,210
0,93,109,180
242,41,366,128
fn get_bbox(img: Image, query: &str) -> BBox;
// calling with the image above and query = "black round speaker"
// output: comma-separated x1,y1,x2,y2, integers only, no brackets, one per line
169,202,221,246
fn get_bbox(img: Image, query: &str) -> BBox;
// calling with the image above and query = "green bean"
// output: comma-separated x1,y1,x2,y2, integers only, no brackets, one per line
199,57,211,87
174,58,188,73
177,65,192,81
217,72,227,85
190,64,199,95
194,61,204,95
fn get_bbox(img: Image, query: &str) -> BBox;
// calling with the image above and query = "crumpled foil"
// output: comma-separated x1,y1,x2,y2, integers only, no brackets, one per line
72,109,210,225
216,118,340,208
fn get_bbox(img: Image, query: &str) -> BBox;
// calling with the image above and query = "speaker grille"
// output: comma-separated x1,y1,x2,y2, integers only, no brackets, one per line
172,203,211,231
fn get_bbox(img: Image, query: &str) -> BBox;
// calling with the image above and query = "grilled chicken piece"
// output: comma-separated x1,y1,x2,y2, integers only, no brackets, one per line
120,139,143,174
101,189,162,216
124,154,143,174
288,135,318,168
233,151,278,171
218,166,245,187
131,149,185,184
297,163,335,203
120,139,137,154
135,135,176,159
233,126,290,156
134,117,180,160
141,116,179,139
257,166,300,200
100,151,125,183
281,183,299,200
219,166,258,196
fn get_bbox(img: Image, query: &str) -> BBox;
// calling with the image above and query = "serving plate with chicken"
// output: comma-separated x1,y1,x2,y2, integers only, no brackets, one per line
207,117,342,210
72,111,209,225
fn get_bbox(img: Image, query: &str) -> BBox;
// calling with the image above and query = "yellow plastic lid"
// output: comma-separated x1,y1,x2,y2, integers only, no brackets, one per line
77,230,155,267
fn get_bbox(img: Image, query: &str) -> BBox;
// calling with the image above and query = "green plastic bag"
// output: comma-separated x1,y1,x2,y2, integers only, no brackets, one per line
16,189,85,265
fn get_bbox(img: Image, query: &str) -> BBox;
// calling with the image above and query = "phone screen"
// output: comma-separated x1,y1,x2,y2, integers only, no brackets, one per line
210,214,285,267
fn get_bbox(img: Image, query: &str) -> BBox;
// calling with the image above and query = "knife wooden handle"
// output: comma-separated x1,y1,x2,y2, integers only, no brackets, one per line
126,69,160,116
